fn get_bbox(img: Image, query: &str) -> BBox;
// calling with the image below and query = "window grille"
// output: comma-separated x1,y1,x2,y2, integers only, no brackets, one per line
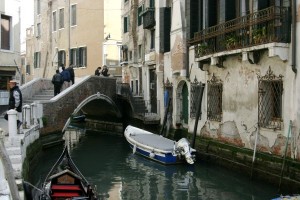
207,74,223,122
190,77,202,118
258,66,283,130
163,78,173,111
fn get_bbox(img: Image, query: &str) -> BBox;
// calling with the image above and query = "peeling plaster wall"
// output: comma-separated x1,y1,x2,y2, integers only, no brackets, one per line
188,50,299,158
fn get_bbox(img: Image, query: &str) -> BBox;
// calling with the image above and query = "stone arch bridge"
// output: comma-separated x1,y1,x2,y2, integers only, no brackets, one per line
21,76,160,135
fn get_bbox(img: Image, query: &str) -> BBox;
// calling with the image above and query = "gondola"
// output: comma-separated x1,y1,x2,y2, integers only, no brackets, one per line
23,146,98,200
124,125,196,165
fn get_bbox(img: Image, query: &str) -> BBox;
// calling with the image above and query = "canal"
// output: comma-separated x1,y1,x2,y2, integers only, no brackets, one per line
30,127,280,200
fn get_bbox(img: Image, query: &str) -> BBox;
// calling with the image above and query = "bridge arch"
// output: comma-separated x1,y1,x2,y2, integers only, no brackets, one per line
63,92,122,132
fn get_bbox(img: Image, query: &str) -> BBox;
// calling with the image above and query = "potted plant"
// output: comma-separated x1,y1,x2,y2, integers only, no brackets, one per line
196,43,208,57
225,35,238,50
252,26,266,44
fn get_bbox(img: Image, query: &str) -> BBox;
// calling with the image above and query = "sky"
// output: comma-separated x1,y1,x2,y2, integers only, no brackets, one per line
20,0,34,52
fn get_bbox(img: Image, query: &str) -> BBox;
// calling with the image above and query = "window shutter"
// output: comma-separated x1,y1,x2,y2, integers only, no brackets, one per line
84,47,87,67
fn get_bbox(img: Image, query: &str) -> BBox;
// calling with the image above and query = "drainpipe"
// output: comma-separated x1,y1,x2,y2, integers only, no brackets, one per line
291,0,297,73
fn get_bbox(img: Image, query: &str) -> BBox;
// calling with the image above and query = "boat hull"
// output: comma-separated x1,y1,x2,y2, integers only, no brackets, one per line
124,125,194,165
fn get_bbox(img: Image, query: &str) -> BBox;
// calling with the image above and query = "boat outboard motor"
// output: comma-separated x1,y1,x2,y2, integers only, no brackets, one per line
175,138,195,164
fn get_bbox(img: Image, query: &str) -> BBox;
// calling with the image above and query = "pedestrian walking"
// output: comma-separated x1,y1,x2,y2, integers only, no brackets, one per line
52,69,64,96
67,65,75,85
101,65,110,77
95,67,101,76
60,66,71,89
4,80,23,130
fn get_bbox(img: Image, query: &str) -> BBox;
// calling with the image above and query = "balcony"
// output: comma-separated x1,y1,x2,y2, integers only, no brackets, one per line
189,6,291,59
141,7,155,29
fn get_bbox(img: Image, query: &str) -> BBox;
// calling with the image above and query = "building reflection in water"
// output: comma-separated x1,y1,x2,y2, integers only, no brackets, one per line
63,126,86,151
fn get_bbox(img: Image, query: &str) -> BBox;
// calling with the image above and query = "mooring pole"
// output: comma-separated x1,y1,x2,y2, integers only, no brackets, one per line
160,97,171,136
250,124,259,179
278,120,292,191
192,83,205,148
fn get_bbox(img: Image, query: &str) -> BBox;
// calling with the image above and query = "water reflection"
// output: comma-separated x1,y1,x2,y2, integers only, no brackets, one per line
32,128,278,200
63,126,86,151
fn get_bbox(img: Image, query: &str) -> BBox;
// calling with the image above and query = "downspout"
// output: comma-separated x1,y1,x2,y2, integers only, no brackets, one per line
291,0,297,73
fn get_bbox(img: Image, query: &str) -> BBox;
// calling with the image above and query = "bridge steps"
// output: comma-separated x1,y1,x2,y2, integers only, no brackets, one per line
23,89,54,104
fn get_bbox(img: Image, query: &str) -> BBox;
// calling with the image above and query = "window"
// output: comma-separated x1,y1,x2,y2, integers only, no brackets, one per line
150,0,155,7
121,45,128,62
129,51,132,61
34,52,41,68
138,45,142,59
71,4,77,26
258,67,283,130
124,16,128,33
52,11,57,31
26,65,31,75
78,47,87,67
21,58,25,65
70,48,77,66
37,23,41,37
207,74,222,122
58,50,66,67
37,0,41,15
138,6,143,26
59,8,64,29
150,29,155,49
1,15,11,50
190,79,201,118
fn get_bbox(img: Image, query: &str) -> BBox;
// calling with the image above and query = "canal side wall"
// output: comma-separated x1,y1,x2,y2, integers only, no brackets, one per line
40,76,117,135
169,128,300,193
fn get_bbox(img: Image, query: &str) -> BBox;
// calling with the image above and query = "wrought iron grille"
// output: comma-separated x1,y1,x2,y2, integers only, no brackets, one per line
258,67,283,130
164,78,173,112
190,77,200,118
207,74,223,122
190,6,291,58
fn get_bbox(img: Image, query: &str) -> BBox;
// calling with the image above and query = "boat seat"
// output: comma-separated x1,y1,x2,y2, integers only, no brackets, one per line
51,191,81,197
51,184,81,191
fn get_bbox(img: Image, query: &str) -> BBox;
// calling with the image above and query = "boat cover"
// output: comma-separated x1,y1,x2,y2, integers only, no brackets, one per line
130,133,175,152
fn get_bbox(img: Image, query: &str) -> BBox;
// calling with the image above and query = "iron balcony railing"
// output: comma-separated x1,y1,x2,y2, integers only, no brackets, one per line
189,6,291,58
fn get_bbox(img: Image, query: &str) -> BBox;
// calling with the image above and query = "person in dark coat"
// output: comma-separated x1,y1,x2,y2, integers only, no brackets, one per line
95,67,101,76
66,65,75,85
101,65,110,77
52,69,64,96
60,66,71,89
4,80,23,130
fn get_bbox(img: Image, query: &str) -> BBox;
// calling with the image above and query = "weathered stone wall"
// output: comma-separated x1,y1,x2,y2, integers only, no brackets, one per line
40,76,117,134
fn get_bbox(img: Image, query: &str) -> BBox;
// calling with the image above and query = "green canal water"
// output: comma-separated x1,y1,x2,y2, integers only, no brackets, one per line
31,128,280,200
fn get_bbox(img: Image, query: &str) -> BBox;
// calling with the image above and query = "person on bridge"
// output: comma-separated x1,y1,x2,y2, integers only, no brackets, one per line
67,65,75,85
95,67,101,76
101,65,110,77
52,69,64,96
4,80,23,131
60,66,71,89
